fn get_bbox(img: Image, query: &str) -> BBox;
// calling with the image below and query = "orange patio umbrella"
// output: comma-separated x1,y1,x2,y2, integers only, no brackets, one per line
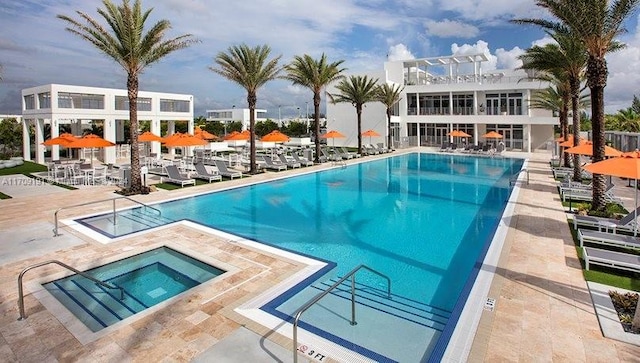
194,126,217,140
261,130,290,143
584,150,640,235
555,134,574,142
564,141,622,158
67,133,116,165
559,138,586,148
321,130,346,148
361,129,381,145
42,133,78,146
162,133,208,147
224,130,251,141
448,130,471,138
482,131,503,139
138,131,163,142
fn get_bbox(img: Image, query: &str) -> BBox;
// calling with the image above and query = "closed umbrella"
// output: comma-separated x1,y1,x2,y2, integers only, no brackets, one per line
583,150,640,235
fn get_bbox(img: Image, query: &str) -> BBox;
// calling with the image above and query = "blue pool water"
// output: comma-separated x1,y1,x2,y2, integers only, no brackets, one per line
43,247,225,332
76,153,523,361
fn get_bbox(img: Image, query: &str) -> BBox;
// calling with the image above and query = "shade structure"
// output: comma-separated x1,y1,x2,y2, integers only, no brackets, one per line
564,141,622,158
260,130,290,143
321,130,346,139
583,150,640,235
482,131,503,139
224,130,251,141
162,133,208,147
559,138,586,148
42,133,78,147
66,134,116,165
138,131,163,142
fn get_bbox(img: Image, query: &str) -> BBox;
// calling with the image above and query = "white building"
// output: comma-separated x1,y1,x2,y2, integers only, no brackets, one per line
326,53,557,152
21,84,194,164
205,108,267,130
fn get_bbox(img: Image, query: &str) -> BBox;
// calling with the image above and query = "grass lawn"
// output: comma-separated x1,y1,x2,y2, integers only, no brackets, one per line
0,161,47,176
154,179,210,190
0,191,11,199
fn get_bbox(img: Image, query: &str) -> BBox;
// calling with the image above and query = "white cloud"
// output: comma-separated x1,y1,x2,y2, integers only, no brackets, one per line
387,44,415,61
531,36,556,47
435,0,542,22
424,19,480,38
495,47,524,69
451,40,497,69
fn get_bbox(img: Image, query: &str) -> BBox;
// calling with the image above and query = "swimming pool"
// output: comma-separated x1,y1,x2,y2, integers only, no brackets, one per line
76,152,523,361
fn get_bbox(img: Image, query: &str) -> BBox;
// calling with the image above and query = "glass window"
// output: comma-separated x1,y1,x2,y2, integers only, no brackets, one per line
38,92,51,109
58,92,104,109
160,99,190,112
115,96,152,111
23,95,35,110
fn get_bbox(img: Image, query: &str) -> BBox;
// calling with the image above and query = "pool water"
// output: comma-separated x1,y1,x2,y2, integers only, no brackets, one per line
75,152,523,361
43,247,224,332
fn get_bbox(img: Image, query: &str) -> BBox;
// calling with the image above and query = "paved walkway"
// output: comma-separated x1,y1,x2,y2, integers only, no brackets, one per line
0,149,638,362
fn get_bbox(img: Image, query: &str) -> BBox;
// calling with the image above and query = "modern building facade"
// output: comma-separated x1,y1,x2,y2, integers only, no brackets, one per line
326,53,557,152
205,108,267,130
21,84,194,164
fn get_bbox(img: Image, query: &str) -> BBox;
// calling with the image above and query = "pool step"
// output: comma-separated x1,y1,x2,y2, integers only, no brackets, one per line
45,277,146,332
119,208,173,229
314,278,451,332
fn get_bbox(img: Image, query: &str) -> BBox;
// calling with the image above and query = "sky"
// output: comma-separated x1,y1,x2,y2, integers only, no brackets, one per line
1,0,640,118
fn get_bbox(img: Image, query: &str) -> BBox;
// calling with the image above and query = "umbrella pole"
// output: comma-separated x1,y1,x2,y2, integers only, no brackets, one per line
635,179,638,237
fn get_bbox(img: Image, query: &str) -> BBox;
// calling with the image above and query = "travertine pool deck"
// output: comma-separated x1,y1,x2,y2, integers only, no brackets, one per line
0,149,638,362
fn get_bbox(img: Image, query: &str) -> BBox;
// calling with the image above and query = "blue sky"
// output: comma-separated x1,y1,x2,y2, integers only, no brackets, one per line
1,0,640,117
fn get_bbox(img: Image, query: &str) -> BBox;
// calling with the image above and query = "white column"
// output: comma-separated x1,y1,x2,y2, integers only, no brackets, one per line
187,118,195,156
474,124,479,145
168,120,175,157
51,119,60,161
449,91,454,116
103,117,117,164
473,90,478,115
151,118,161,157
22,119,31,161
35,119,45,164
527,124,532,153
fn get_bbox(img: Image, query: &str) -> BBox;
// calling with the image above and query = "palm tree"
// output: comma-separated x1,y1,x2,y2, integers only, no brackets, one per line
210,44,281,174
283,54,346,163
519,30,588,180
513,0,640,210
529,85,571,165
58,0,196,194
375,83,404,150
612,108,640,132
329,75,379,155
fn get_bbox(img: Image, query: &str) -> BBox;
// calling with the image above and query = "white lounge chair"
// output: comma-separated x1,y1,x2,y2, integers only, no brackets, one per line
277,154,301,168
193,162,222,183
573,206,640,234
260,155,287,171
212,160,243,179
578,229,640,249
291,152,313,167
161,165,196,187
583,247,640,273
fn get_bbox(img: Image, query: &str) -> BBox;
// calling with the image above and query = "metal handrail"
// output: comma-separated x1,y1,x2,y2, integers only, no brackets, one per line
53,196,161,236
18,260,124,320
292,265,391,363
510,168,529,186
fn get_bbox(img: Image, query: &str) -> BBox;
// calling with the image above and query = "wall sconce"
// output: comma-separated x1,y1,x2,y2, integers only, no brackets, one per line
479,103,485,113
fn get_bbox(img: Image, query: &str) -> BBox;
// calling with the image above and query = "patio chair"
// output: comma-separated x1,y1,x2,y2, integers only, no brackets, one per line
212,160,243,179
291,152,314,167
92,166,107,185
161,165,196,187
583,247,640,273
363,144,378,155
573,206,640,234
376,143,390,153
578,229,640,249
439,142,449,152
341,147,361,158
193,162,222,183
260,155,287,171
277,154,301,168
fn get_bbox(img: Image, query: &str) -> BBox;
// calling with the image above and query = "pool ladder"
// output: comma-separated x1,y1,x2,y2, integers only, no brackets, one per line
53,196,162,236
17,260,124,321
292,264,391,363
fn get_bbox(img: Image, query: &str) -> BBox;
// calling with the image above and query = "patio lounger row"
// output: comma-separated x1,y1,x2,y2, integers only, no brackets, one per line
193,162,222,183
578,229,640,249
213,160,243,179
292,152,314,166
161,165,196,187
583,247,640,273
260,155,287,171
278,154,301,168
573,206,640,233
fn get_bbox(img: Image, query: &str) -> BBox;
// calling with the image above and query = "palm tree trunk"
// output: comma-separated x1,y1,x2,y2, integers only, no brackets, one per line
570,79,581,182
314,91,321,163
127,73,142,194
248,92,257,174
633,301,640,330
587,54,608,212
561,94,571,168
356,105,363,155
387,108,392,150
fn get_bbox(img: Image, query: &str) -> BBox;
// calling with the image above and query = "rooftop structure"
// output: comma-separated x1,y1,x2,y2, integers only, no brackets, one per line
205,108,267,130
